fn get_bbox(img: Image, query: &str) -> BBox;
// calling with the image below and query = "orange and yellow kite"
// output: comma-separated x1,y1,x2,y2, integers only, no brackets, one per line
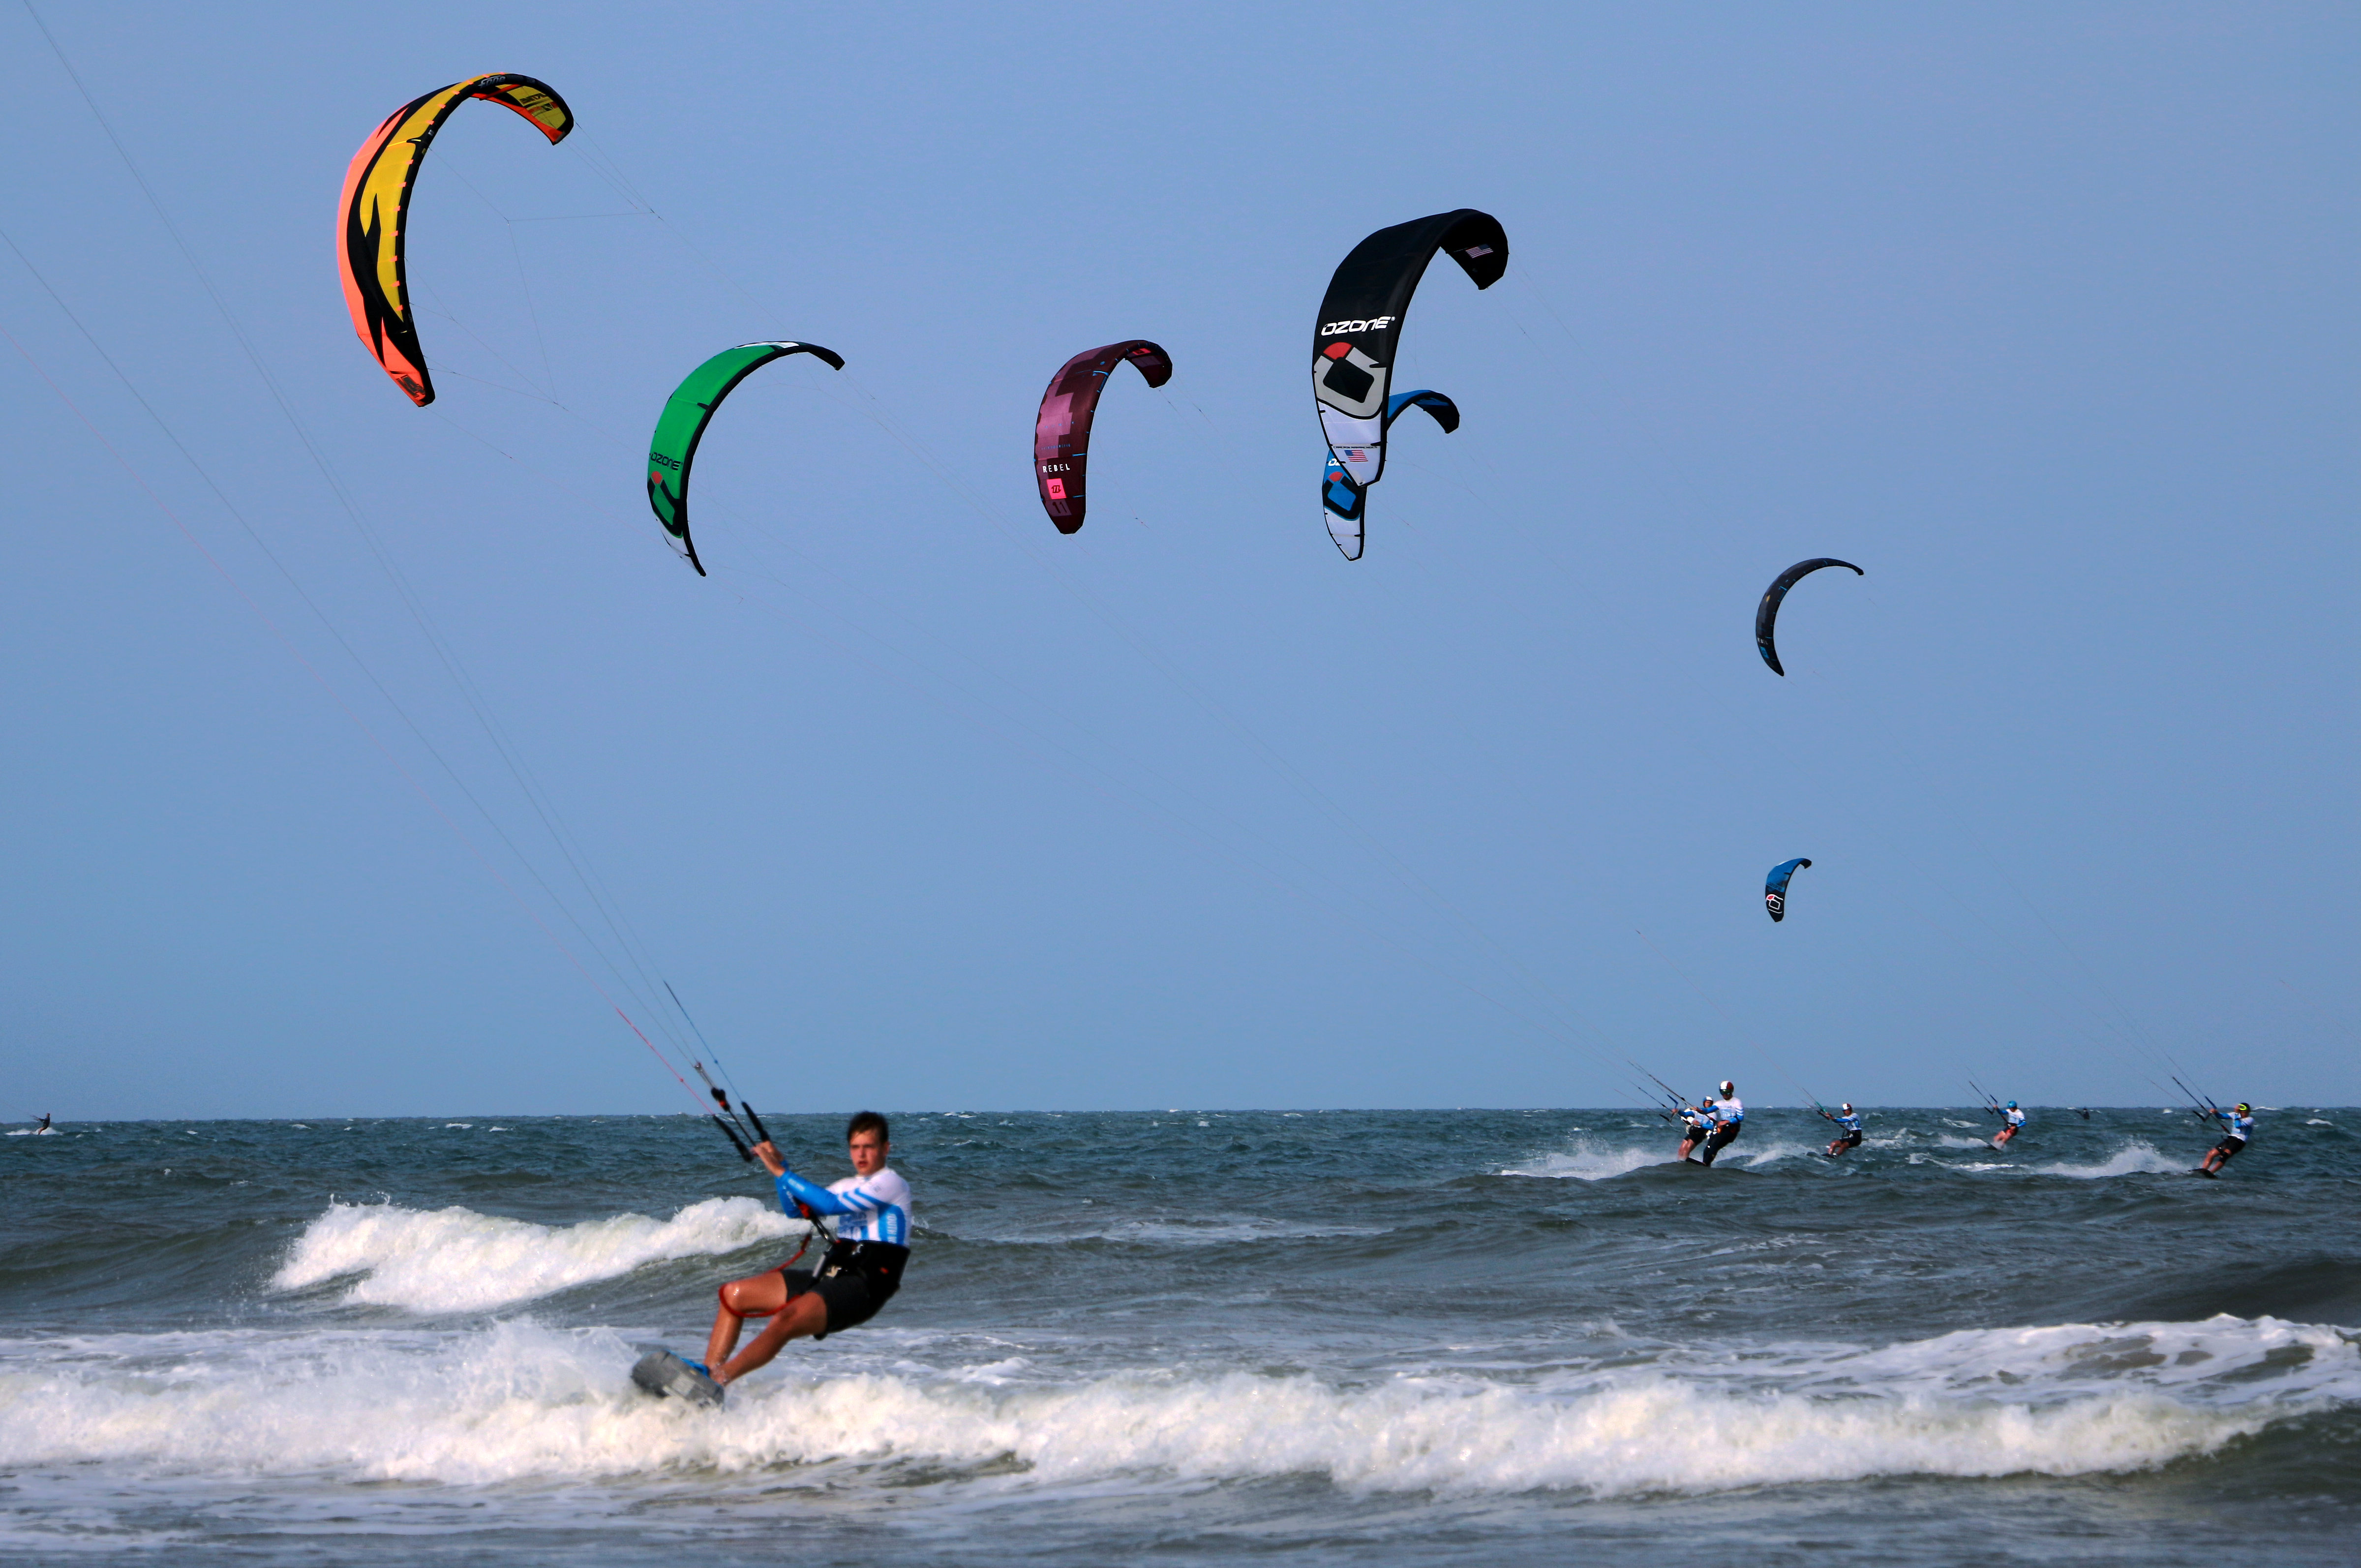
336,74,573,406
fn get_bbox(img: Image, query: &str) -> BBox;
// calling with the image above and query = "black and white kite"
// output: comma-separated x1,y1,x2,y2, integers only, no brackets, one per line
1312,210,1505,552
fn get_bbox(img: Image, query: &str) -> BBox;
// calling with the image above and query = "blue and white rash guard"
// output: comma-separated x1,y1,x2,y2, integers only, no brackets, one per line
2004,1108,2027,1131
1834,1110,1863,1135
775,1166,913,1246
1714,1098,1744,1126
2218,1109,2253,1143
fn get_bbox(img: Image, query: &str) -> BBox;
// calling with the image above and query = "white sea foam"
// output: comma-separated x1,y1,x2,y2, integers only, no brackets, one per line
0,1315,2349,1499
1507,1136,1825,1178
272,1198,798,1313
985,1216,1389,1246
2024,1143,2186,1178
1499,1140,1677,1181
1727,1139,1814,1167
1930,1142,2184,1179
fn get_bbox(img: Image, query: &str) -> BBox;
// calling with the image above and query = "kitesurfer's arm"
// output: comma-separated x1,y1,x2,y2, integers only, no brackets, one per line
747,1139,866,1220
748,1139,827,1214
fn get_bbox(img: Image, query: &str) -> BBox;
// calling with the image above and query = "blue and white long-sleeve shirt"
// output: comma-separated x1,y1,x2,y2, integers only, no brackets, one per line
1713,1098,1744,1126
1833,1110,1863,1135
2003,1108,2026,1131
775,1166,913,1246
2215,1109,2253,1143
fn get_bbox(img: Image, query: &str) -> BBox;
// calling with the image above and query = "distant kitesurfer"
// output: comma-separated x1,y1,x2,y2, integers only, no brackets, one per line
2197,1103,2253,1176
1993,1101,2026,1147
1822,1102,1863,1158
34,1113,51,1132
1676,1096,1717,1161
702,1111,912,1388
1697,1082,1744,1167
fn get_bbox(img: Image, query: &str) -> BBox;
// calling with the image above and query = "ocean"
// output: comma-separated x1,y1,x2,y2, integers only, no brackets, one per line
2,1107,2356,1565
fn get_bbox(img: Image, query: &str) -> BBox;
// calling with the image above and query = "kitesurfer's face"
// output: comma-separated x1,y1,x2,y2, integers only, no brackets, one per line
848,1131,887,1176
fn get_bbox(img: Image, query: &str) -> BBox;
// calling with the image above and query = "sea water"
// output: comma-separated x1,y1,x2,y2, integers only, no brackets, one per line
2,1109,2355,1564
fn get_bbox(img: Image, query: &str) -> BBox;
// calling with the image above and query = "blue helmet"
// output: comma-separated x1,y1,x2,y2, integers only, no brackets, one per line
2006,1101,2018,1110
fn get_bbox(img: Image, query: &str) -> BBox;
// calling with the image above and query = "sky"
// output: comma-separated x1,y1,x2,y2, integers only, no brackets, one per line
1,2,2354,1118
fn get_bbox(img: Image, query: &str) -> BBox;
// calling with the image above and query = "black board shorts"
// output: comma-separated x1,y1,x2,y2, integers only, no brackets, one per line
2211,1136,2246,1162
779,1242,908,1338
1837,1130,1863,1148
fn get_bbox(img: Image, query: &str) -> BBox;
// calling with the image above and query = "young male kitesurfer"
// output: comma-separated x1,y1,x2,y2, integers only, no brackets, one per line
636,1111,911,1406
709,1111,910,1383
1822,1102,1863,1158
1993,1101,2027,1147
2197,1103,2253,1177
1676,1096,1717,1161
1697,1082,1744,1167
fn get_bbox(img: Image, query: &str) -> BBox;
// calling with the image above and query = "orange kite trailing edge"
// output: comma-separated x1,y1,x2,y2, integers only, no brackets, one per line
336,74,574,406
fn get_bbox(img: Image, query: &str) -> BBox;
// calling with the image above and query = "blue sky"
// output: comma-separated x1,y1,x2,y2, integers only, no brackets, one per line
2,3,2353,1117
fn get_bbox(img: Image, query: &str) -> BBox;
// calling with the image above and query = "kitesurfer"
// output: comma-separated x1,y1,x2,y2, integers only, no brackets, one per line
2197,1103,2253,1176
1676,1096,1717,1161
1697,1082,1744,1167
702,1111,912,1387
1822,1103,1864,1158
34,1113,51,1132
1993,1101,2026,1147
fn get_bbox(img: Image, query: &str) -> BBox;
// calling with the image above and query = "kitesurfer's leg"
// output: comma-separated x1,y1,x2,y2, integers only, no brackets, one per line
707,1269,791,1371
712,1291,828,1386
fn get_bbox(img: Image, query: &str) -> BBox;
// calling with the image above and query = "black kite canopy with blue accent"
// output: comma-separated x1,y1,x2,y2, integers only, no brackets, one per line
1755,559,1863,675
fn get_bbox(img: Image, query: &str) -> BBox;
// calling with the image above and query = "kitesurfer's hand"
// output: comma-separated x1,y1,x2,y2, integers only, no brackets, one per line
751,1140,787,1177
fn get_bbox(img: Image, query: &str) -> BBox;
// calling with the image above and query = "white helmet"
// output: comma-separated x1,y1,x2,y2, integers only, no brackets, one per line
1720,1081,1735,1096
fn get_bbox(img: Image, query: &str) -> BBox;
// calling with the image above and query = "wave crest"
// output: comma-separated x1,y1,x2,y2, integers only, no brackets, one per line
272,1198,797,1313
0,1315,2350,1497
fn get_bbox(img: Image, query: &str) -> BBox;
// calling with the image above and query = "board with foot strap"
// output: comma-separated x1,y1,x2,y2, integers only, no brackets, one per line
631,1347,724,1407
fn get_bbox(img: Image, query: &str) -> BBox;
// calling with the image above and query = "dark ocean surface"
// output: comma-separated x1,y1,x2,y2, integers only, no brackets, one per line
2,1107,2356,1565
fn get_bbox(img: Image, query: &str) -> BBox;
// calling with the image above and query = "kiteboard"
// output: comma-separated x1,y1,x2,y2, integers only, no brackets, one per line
2189,1168,2219,1179
631,1347,724,1407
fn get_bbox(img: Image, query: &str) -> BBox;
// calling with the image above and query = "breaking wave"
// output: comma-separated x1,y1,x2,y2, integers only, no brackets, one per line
272,1198,799,1313
0,1315,2349,1498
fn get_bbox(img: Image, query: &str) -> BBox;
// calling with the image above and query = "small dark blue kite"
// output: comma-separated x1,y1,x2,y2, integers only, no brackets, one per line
1765,858,1812,922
